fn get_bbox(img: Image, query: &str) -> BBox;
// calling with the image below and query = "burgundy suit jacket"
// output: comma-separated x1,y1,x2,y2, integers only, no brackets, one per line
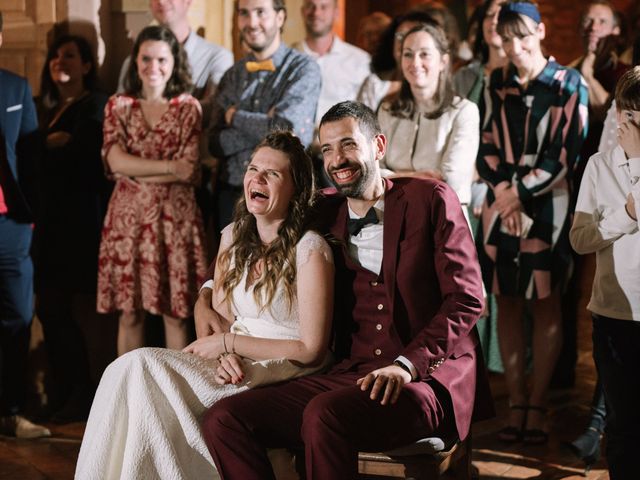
320,177,494,439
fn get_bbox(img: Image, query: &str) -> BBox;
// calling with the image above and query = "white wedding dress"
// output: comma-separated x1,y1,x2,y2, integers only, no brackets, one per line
75,229,333,480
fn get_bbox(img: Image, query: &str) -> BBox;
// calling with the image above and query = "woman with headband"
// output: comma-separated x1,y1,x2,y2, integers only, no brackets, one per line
476,0,588,444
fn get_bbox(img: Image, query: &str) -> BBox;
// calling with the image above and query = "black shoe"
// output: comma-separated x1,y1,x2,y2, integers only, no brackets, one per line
522,405,549,445
568,427,602,474
497,405,527,443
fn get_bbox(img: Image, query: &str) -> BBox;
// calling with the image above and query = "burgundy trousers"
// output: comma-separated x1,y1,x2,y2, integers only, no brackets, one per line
202,366,454,480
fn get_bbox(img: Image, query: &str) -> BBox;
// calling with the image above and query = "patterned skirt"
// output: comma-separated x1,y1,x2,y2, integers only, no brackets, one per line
477,186,573,300
97,179,207,318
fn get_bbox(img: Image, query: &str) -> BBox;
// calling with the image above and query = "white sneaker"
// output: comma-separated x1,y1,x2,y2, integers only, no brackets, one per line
0,415,51,439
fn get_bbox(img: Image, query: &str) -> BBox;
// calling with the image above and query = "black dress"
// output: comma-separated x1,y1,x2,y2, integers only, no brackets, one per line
33,91,111,291
32,90,111,418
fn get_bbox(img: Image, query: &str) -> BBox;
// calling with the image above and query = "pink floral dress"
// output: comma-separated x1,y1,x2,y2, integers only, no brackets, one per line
97,93,207,318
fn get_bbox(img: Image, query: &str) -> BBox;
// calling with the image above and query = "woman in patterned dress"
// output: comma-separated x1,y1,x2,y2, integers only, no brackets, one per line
476,1,588,443
97,25,207,355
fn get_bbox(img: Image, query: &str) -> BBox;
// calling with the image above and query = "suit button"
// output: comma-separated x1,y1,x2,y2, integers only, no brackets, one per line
374,348,382,356
376,324,383,331
377,304,383,310
371,281,378,286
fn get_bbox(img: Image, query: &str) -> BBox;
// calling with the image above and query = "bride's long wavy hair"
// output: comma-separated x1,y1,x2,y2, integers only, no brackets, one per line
216,131,316,313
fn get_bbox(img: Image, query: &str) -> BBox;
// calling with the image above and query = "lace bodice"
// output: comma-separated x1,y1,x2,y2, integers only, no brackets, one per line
221,227,333,341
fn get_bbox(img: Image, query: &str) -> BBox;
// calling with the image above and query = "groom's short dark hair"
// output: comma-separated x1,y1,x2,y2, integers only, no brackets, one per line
319,101,382,141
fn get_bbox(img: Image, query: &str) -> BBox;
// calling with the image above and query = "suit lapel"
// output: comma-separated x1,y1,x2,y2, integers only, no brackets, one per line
382,178,406,307
328,180,407,306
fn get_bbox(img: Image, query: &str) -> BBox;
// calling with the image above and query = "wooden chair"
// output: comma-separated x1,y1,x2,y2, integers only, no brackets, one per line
271,435,473,480
357,435,473,480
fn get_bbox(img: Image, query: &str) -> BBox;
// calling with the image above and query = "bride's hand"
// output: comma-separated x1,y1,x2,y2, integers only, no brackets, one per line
215,354,246,385
182,333,225,360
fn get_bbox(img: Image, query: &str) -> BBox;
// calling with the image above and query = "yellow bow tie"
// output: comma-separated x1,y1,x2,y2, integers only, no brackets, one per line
245,59,276,73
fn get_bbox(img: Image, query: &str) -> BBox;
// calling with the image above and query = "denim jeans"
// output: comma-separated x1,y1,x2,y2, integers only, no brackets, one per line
592,313,640,480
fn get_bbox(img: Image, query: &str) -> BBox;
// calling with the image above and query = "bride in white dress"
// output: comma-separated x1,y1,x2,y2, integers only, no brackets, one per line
75,132,335,479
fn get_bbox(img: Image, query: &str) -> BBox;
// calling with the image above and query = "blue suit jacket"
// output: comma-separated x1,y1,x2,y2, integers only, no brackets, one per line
0,68,38,222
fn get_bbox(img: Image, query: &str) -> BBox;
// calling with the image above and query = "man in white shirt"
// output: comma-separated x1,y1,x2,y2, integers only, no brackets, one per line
293,0,371,123
570,67,640,480
117,0,233,102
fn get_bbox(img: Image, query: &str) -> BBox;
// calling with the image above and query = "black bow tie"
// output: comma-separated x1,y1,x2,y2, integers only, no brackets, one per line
347,207,379,236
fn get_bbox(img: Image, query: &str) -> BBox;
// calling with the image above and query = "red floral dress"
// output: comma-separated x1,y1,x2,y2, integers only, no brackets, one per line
97,93,207,318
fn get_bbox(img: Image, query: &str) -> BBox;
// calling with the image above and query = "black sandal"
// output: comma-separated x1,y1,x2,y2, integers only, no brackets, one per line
497,404,527,443
523,405,549,445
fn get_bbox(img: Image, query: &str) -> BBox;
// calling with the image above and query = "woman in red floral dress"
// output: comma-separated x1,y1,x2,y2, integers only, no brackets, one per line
97,25,207,355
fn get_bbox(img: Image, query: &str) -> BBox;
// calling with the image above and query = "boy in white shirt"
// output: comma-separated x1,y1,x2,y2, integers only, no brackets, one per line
570,66,640,480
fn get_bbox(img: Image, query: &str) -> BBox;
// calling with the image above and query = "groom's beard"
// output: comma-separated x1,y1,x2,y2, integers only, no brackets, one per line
326,158,377,199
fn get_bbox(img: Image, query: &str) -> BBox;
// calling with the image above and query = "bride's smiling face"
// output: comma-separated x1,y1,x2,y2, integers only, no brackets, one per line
244,146,295,222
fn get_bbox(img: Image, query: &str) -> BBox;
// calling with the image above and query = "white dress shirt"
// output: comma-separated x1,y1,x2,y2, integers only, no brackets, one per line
293,36,371,123
347,198,418,379
571,145,640,321
598,100,619,153
347,199,384,275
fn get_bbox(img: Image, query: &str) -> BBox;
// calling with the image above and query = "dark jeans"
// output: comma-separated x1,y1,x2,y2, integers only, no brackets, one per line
0,216,33,415
587,378,606,433
592,314,640,480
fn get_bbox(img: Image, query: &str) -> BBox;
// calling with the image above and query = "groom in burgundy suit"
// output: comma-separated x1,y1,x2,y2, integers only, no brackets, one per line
199,101,493,478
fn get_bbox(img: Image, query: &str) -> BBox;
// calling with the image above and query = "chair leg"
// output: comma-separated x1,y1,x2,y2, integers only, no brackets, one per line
451,436,473,480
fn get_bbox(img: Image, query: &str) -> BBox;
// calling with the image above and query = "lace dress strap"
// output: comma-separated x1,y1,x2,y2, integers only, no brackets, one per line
296,231,333,267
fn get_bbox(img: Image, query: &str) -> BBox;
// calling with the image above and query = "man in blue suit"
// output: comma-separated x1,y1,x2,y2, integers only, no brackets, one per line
0,11,50,438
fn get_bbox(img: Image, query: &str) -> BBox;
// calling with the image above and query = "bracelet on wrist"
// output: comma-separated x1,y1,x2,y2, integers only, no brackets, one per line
231,333,237,354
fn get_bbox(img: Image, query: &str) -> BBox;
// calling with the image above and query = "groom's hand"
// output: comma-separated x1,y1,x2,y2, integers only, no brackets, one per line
357,364,411,406
194,288,226,338
183,333,224,360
